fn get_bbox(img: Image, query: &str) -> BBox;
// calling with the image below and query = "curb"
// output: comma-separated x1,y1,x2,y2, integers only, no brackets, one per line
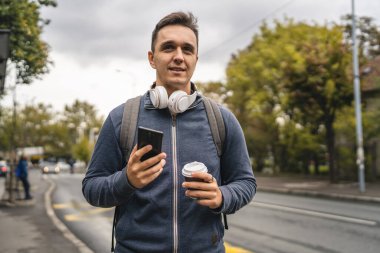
258,187,380,204
43,177,94,253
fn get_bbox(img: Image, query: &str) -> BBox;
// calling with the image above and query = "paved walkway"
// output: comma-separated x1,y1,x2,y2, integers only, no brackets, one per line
256,173,380,203
0,170,379,253
0,169,82,253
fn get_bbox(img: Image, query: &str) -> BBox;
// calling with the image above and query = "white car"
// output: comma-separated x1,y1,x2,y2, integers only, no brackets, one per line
40,161,60,174
56,161,71,172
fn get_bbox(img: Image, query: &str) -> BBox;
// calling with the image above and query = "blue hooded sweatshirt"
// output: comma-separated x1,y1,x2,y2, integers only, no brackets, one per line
82,93,256,253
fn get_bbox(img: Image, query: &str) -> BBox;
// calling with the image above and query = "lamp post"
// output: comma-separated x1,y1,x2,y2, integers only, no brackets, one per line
0,29,10,95
0,29,15,203
351,0,365,192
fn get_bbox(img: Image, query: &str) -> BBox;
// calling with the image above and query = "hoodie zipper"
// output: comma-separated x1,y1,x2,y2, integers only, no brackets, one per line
171,113,178,253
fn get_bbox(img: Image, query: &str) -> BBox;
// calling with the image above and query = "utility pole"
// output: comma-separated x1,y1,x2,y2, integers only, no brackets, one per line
351,0,365,192
0,29,10,95
8,84,17,203
0,29,15,202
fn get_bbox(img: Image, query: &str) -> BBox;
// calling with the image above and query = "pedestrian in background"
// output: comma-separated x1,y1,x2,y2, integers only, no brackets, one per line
15,155,33,200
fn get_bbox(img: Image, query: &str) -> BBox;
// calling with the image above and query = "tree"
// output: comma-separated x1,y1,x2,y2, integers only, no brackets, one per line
62,100,104,146
224,19,354,181
341,15,380,60
0,0,57,86
72,136,93,165
0,100,103,161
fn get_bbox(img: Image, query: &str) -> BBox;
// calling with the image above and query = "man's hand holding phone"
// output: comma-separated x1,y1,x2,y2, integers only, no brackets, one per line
126,127,166,189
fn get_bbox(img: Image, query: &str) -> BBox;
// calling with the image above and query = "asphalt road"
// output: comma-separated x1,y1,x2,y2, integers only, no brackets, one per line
224,191,380,253
49,174,380,253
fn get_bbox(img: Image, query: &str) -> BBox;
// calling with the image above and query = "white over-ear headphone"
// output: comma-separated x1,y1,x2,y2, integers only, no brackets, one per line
149,86,197,114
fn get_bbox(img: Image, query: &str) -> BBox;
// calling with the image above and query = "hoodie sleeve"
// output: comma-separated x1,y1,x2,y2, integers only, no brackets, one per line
214,107,257,214
82,108,137,208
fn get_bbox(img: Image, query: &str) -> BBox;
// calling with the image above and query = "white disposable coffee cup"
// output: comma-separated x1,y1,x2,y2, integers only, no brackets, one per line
182,161,208,183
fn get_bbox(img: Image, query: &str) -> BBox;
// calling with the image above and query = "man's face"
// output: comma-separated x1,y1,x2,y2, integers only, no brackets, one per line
148,25,198,93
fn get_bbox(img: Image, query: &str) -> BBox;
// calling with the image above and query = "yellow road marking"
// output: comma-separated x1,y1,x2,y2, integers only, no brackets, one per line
65,208,112,221
53,202,112,221
53,202,91,209
225,242,253,253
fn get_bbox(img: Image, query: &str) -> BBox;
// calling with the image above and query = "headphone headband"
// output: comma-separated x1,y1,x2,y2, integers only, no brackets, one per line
149,86,197,114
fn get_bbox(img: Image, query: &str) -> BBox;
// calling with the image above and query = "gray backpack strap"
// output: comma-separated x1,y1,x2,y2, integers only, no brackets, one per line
203,96,228,229
203,96,225,157
120,95,142,160
113,95,141,252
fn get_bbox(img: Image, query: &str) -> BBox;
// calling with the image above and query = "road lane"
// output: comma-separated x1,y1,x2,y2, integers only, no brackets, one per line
224,191,380,253
254,191,380,222
251,201,378,226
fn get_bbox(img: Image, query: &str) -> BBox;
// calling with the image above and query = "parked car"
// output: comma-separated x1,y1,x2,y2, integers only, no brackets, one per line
40,161,60,174
0,160,9,177
56,161,71,173
73,160,87,173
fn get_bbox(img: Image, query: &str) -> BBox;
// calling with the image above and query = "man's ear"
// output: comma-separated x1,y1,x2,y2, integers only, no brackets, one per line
148,51,156,69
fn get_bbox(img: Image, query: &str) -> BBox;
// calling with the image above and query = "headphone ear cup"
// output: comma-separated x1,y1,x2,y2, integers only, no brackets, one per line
149,86,168,109
168,90,191,114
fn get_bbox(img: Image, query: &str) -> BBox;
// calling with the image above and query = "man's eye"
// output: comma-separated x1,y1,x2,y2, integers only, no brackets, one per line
183,46,194,54
163,45,174,51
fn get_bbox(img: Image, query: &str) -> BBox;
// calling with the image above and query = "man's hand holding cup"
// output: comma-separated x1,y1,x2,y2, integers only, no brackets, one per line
181,161,223,209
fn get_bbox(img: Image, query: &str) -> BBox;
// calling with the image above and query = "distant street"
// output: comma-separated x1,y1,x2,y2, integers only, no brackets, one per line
48,174,380,253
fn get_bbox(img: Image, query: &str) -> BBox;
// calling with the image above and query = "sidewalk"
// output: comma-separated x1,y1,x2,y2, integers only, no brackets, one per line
256,173,380,203
0,169,82,253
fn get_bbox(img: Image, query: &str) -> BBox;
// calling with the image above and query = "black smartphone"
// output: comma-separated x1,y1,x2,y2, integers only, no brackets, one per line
137,126,164,162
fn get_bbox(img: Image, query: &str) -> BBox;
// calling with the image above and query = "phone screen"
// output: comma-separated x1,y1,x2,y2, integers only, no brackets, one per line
137,126,164,161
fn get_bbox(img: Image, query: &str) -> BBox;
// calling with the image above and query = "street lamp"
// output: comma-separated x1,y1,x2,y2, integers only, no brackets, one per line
0,29,10,95
351,0,365,192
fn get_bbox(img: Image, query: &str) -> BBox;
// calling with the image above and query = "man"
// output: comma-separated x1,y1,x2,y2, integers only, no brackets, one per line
82,12,256,253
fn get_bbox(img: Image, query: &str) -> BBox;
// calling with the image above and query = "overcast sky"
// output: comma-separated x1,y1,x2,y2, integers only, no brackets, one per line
2,0,380,117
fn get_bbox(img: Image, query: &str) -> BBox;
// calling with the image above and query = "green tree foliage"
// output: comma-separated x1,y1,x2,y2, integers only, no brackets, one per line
0,106,13,150
220,19,353,181
0,100,103,161
72,136,93,165
62,100,104,146
341,15,380,60
0,0,57,85
200,16,380,180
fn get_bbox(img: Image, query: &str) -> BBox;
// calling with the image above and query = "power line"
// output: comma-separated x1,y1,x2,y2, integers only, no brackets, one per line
200,0,297,58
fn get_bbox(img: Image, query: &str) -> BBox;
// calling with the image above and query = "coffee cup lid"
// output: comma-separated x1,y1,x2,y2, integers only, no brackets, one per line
182,161,208,177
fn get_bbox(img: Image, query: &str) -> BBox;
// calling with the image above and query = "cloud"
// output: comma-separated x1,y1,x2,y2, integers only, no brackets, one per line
41,0,379,66
3,0,379,116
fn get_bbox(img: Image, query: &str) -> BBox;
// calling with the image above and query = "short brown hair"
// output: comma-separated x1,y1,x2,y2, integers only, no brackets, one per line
151,11,199,52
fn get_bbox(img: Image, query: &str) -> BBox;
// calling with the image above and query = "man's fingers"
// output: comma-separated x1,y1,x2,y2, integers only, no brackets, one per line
185,189,217,200
141,159,166,178
128,145,138,162
136,160,165,186
131,145,152,163
191,172,213,183
183,181,215,191
141,152,167,168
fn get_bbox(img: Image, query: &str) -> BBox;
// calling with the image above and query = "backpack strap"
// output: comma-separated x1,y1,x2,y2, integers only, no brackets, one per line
112,95,141,252
203,96,225,157
120,95,142,160
202,96,228,229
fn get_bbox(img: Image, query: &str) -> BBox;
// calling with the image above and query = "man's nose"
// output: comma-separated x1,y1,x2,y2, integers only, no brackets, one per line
173,48,184,63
